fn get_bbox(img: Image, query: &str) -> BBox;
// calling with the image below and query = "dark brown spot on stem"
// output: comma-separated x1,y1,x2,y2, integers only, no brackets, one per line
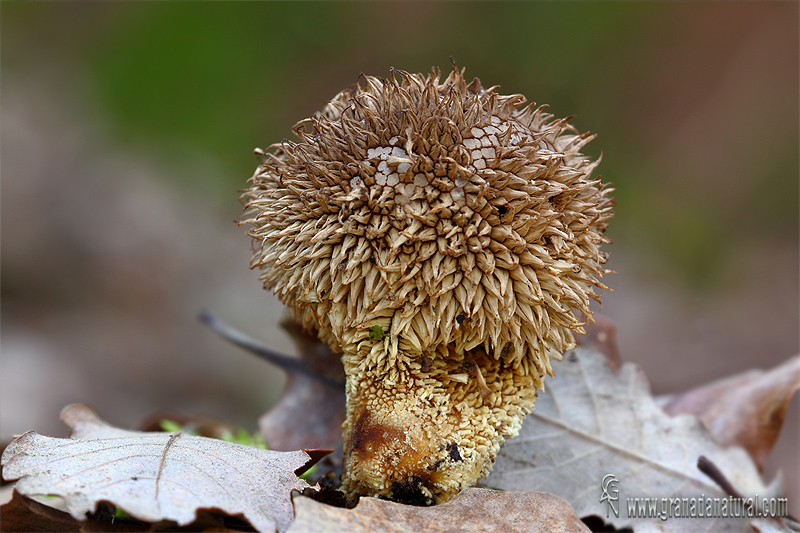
390,476,434,506
447,443,462,462
349,410,405,461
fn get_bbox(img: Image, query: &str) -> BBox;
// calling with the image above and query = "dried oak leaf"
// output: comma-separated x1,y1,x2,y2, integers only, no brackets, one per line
1,404,314,533
287,487,589,533
660,355,800,471
483,348,784,533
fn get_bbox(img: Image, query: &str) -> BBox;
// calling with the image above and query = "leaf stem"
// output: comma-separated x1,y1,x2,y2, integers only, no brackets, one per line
198,309,344,387
697,455,793,527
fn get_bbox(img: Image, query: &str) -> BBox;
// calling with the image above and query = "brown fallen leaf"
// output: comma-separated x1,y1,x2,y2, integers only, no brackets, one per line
1,404,314,533
200,311,346,481
750,517,800,533
200,311,346,453
259,317,346,453
660,356,800,471
137,411,239,437
1,490,84,532
484,348,785,533
287,488,589,533
574,312,621,370
0,488,259,532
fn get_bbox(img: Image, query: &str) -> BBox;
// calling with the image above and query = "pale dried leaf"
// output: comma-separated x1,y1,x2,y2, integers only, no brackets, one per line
484,349,783,533
661,356,800,470
287,488,589,533
1,404,313,532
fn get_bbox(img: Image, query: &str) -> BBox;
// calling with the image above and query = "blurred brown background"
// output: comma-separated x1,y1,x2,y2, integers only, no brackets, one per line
2,1,797,512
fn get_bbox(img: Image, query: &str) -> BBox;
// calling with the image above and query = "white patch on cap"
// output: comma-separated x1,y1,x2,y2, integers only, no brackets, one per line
464,138,481,150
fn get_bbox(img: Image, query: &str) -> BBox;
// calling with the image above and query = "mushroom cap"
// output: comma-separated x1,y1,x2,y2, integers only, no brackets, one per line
242,67,612,387
241,67,613,502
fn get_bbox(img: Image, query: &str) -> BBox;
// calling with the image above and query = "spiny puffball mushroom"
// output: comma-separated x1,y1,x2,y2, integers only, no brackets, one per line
240,67,613,505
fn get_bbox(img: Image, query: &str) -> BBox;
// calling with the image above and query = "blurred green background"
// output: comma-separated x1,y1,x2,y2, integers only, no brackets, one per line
6,2,797,282
2,1,798,506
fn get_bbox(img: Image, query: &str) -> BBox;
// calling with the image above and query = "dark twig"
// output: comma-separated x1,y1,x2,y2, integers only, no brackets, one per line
198,309,344,387
698,455,793,528
697,455,746,501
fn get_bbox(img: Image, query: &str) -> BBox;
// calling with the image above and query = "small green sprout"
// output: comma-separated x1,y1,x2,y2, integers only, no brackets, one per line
159,419,188,434
158,419,318,480
159,419,267,449
369,325,387,341
299,465,317,480
220,428,268,449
